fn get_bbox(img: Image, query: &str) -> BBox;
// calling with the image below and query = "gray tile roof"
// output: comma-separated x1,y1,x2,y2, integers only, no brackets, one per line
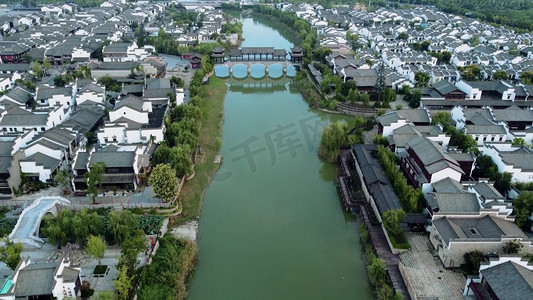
0,108,48,126
22,152,60,170
74,151,89,171
499,148,533,171
1,87,32,105
35,86,72,100
427,193,480,214
472,182,503,200
434,215,527,246
407,137,464,175
113,95,143,111
481,261,533,300
466,124,507,135
14,263,57,297
102,42,131,53
90,151,135,168
493,105,533,122
432,177,465,194
397,109,431,124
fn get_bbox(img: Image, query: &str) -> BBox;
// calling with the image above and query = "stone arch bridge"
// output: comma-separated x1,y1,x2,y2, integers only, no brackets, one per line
9,196,71,248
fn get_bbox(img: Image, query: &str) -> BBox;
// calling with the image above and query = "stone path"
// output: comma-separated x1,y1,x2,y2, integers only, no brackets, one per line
399,233,466,299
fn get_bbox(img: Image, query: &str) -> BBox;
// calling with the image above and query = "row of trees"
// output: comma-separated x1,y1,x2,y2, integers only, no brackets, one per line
431,112,478,153
376,145,424,213
252,5,317,65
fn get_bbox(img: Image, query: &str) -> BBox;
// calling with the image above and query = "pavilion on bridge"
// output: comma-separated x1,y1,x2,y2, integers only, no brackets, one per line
228,47,287,61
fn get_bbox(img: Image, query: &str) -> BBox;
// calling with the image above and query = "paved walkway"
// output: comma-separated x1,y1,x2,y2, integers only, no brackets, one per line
358,203,412,300
399,234,465,299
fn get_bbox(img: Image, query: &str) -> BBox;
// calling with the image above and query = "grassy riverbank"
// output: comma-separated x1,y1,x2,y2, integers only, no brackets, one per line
176,77,227,225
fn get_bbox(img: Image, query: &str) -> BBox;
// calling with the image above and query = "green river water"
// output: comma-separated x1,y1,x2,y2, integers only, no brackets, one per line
186,17,372,300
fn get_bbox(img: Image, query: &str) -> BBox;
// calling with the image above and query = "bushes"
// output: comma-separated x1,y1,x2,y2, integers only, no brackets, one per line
0,218,16,237
376,145,424,212
137,236,197,300
135,215,164,235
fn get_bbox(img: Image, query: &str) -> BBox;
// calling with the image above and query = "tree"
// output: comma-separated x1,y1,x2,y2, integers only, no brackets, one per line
118,230,145,273
382,209,406,235
72,209,104,243
513,191,533,228
148,164,179,202
512,137,530,147
368,255,388,287
42,58,51,76
503,239,524,254
89,291,115,300
54,75,67,87
521,71,533,84
318,121,348,162
108,211,138,244
84,162,106,204
414,72,430,87
464,250,485,273
373,134,389,146
0,239,22,270
492,70,508,81
171,145,193,178
30,61,43,79
170,76,184,88
408,89,421,108
86,235,106,266
54,169,70,192
114,266,133,300
397,32,408,40
42,209,74,246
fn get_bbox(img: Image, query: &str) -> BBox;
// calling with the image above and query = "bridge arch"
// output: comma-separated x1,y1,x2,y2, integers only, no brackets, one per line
9,196,71,248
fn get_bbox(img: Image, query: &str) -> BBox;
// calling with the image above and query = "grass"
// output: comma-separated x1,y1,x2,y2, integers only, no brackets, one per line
387,231,411,250
174,77,227,226
93,265,108,277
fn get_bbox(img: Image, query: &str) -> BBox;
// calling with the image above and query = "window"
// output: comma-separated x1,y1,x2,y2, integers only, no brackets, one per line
469,228,478,235
40,100,45,103
123,112,126,115
66,102,70,106
33,128,37,131
2,128,6,132
499,137,503,142
9,128,12,132
104,138,108,142
41,127,45,131
483,136,487,141
491,137,495,142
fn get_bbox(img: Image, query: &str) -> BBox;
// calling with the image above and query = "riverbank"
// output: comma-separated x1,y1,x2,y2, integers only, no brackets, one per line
174,77,227,226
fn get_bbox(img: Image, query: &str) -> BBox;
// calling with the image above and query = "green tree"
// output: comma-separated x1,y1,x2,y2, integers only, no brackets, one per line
397,32,408,40
382,209,406,235
72,209,103,243
108,211,138,244
42,209,74,246
114,266,132,300
414,72,430,87
464,250,485,274
148,163,179,202
373,134,389,146
86,235,106,266
54,169,70,192
30,61,42,79
503,239,524,254
521,71,533,84
318,121,348,162
368,255,388,287
512,137,529,147
42,58,51,76
492,70,508,81
118,230,145,273
89,291,115,300
513,191,533,228
84,162,106,204
0,239,22,270
171,145,193,178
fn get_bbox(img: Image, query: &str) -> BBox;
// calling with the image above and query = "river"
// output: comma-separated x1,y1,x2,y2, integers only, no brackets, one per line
186,17,372,300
